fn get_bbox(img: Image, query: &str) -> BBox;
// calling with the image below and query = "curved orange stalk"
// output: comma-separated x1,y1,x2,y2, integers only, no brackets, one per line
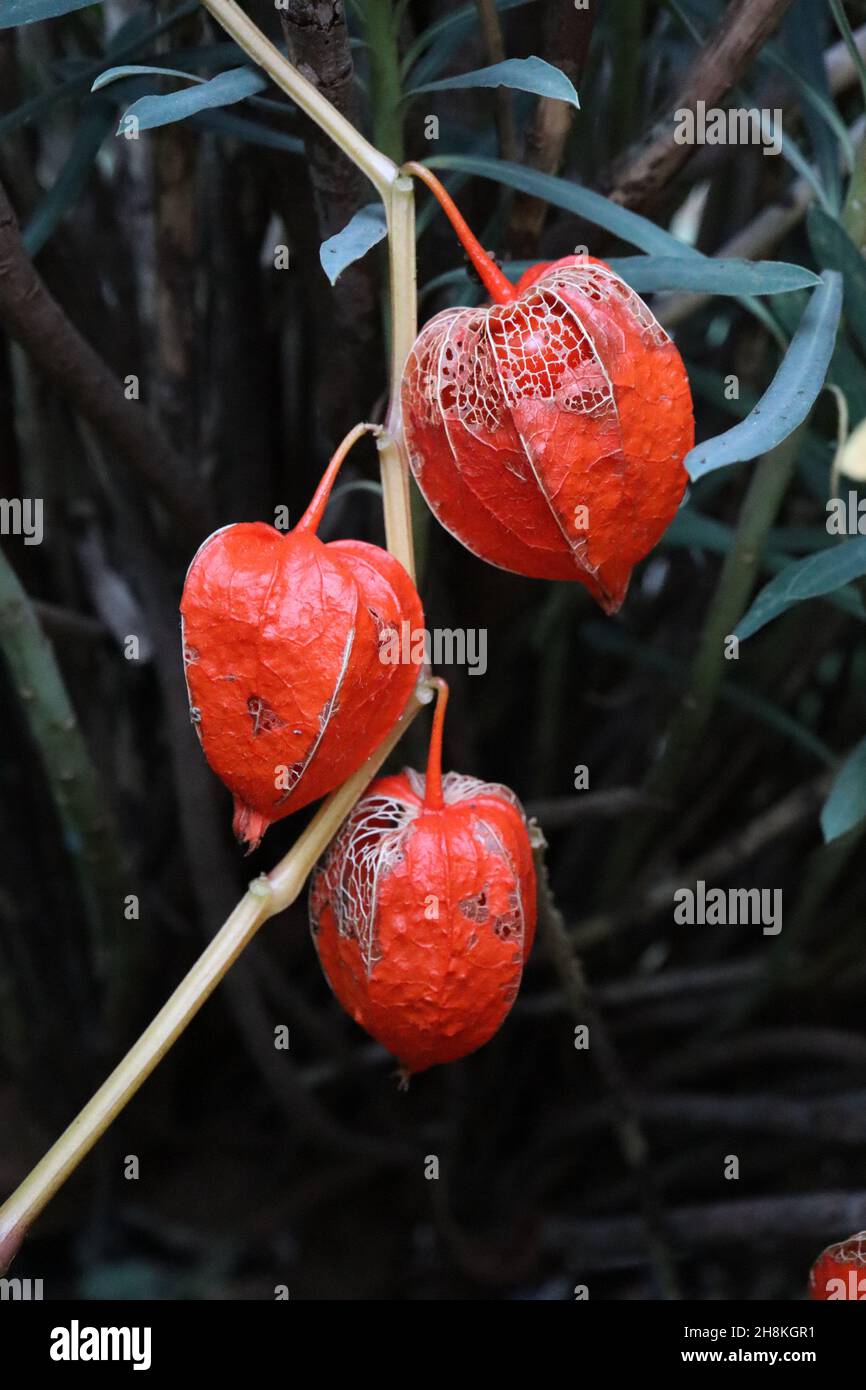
424,677,449,810
295,421,379,534
403,162,515,305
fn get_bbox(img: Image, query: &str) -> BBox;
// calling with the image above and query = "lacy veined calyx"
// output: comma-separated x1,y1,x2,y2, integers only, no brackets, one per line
180,431,424,851
401,165,694,613
309,681,537,1077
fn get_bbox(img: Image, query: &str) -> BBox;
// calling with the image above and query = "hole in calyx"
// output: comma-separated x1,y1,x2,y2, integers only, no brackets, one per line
459,889,489,923
247,695,287,737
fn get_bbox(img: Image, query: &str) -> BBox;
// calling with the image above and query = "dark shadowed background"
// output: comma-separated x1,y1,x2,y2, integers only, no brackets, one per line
2,0,866,1300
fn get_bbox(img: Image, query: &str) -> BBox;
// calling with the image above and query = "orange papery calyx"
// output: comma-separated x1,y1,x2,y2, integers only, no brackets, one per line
309,679,537,1078
180,424,424,852
401,163,694,613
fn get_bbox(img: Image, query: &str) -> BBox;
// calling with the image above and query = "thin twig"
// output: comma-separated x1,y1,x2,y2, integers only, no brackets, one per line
279,1,381,437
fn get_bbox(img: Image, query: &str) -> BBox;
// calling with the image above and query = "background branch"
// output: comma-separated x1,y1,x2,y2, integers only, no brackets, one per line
606,0,796,212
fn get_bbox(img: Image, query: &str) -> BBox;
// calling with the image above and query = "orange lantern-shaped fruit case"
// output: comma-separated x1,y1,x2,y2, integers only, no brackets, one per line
309,681,537,1077
401,165,694,614
180,431,425,852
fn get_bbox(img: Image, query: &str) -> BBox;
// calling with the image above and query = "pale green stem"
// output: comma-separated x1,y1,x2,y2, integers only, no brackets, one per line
0,691,428,1259
0,2,423,1267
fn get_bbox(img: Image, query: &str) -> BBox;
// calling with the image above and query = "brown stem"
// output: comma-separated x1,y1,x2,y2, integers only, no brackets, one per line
607,0,796,212
280,1,381,438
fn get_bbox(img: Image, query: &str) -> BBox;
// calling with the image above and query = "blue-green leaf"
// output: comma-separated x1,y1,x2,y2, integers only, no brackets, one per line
320,204,387,286
808,205,866,361
422,255,818,302
423,155,702,259
117,66,266,135
685,270,843,481
608,256,819,296
93,64,206,93
736,536,866,640
0,1,199,138
821,736,866,842
0,0,100,25
408,56,578,108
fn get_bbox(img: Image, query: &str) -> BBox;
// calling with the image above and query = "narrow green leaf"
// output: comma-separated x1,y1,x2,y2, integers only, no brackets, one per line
93,64,206,93
736,537,866,640
686,271,843,481
320,203,387,285
777,0,847,197
118,66,266,135
608,256,819,296
808,205,866,361
423,256,817,301
23,102,115,256
408,56,578,108
0,0,101,25
0,1,199,139
424,154,702,259
821,736,866,842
